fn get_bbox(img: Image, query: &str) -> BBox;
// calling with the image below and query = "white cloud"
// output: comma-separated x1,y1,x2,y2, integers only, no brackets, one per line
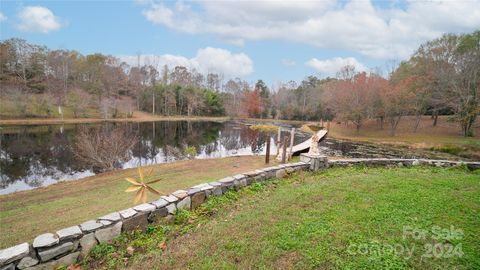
119,47,253,78
281,59,296,66
305,57,367,77
17,6,62,33
141,0,480,60
0,12,7,22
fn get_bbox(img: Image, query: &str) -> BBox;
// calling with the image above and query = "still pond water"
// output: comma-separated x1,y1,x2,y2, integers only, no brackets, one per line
0,121,423,195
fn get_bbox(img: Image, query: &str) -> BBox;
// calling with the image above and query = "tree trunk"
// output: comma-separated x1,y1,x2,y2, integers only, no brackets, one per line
432,110,438,126
152,90,155,114
164,91,168,116
389,116,402,136
463,115,476,137
378,116,384,130
413,114,422,133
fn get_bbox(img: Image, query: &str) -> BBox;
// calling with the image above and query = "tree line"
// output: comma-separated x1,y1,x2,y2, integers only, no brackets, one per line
324,30,478,137
1,30,478,136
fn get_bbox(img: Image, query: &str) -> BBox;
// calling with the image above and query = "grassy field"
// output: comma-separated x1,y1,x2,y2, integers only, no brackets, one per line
327,116,480,160
0,156,271,248
0,110,229,125
328,116,479,146
85,166,480,270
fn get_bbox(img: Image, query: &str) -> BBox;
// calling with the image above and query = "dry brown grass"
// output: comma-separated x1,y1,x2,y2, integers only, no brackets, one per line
0,111,229,126
0,156,274,248
327,116,479,147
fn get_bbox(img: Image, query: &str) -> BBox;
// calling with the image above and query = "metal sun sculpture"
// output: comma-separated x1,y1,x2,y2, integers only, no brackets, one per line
125,167,161,204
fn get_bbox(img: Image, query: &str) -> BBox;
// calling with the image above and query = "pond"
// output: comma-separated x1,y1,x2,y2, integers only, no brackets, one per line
0,120,432,195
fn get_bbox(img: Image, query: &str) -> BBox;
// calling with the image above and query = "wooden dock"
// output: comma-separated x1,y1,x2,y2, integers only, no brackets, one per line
276,129,328,160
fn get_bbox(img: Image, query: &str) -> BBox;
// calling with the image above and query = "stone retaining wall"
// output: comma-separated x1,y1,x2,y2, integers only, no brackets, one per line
328,158,480,171
1,156,478,270
0,162,309,270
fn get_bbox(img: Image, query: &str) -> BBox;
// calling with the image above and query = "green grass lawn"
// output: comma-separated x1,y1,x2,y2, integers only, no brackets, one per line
86,166,480,270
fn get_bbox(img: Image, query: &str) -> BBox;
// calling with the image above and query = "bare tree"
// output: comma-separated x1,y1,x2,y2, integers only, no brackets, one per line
74,127,138,171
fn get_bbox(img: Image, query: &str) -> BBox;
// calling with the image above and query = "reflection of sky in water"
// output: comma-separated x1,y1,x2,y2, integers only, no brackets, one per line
122,135,281,168
0,167,94,195
0,122,299,194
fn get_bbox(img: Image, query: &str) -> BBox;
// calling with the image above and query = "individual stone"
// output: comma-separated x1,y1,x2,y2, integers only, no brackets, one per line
33,233,59,248
79,233,97,258
208,181,222,188
176,196,191,210
38,242,73,262
133,203,156,213
253,174,266,182
212,186,223,196
172,190,188,199
191,192,206,209
300,153,328,171
232,174,246,180
192,183,213,191
119,208,137,219
239,179,248,187
166,203,176,214
56,226,82,241
17,256,39,269
467,162,480,171
151,198,168,208
79,220,103,233
233,180,241,191
243,171,259,177
0,263,14,270
53,252,79,267
285,167,294,173
161,195,178,203
276,169,287,178
187,188,201,196
94,222,122,243
219,177,235,191
23,261,55,270
122,213,148,232
148,207,168,223
99,220,112,226
0,243,30,265
218,177,235,184
99,212,121,222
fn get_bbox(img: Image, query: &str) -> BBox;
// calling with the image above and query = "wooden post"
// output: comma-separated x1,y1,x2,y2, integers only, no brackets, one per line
276,127,281,156
282,135,288,164
288,128,294,160
265,136,270,164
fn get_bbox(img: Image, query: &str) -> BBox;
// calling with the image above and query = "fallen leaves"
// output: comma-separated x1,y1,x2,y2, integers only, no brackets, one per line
67,264,81,270
126,246,135,256
159,241,167,251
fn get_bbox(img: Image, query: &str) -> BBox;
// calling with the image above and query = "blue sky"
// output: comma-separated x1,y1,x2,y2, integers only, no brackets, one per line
1,0,479,86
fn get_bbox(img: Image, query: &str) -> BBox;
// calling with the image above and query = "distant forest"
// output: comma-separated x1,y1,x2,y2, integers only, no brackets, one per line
0,30,478,136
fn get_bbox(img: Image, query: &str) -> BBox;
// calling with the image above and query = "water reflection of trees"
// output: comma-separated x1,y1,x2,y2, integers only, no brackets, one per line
0,125,84,189
0,121,269,192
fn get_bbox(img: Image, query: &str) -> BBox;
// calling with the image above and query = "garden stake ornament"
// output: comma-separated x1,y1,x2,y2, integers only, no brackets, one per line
125,167,161,203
